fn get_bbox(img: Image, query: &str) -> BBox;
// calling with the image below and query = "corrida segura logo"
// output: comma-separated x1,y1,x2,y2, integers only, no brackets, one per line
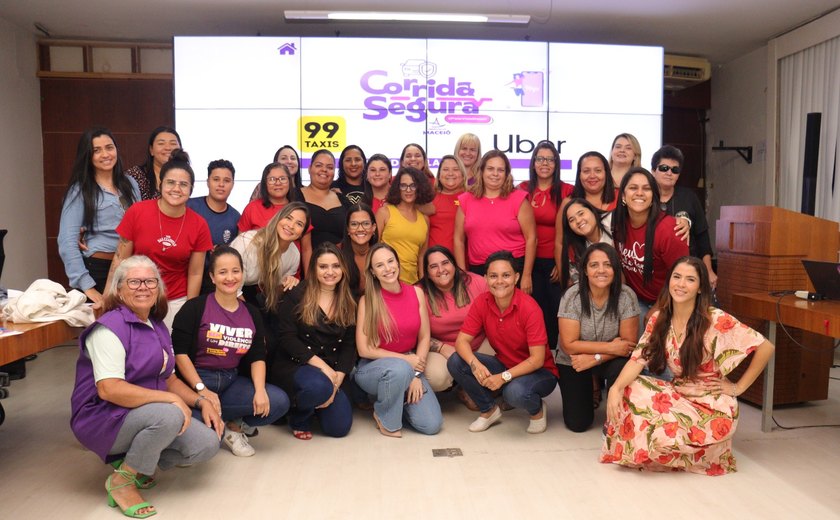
359,61,493,123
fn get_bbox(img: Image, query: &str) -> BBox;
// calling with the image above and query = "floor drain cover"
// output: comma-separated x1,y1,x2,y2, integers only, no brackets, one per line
432,448,463,457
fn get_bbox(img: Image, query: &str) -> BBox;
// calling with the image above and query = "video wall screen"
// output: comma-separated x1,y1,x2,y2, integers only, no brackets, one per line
175,37,663,209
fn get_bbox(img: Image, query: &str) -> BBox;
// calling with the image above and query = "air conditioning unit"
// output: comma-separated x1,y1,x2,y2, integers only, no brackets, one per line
664,54,711,91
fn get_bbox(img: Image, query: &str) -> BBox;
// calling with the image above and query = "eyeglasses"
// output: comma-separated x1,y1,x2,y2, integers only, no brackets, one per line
162,179,191,190
349,220,373,230
125,278,159,290
534,157,556,164
399,183,417,191
656,164,681,174
266,176,290,185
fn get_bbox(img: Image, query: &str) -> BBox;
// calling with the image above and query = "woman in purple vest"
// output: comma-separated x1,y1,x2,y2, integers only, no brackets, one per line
71,255,223,519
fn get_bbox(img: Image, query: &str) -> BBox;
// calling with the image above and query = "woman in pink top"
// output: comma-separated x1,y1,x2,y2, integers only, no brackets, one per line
454,150,537,293
418,246,491,402
354,243,442,437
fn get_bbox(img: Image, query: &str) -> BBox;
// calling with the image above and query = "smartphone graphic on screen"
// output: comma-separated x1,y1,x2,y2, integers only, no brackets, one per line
520,71,544,107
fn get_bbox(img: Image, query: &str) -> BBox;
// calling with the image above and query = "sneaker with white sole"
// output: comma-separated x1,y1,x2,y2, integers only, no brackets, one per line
224,430,255,457
233,418,258,437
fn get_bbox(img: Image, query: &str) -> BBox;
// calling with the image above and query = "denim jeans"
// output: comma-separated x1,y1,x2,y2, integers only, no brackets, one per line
289,365,352,437
195,367,290,426
448,353,557,416
354,357,442,434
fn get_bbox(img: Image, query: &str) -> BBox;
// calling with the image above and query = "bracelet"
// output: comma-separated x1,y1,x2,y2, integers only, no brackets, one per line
194,395,208,408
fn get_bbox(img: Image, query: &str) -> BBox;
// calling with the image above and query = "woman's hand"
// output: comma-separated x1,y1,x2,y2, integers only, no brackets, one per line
570,354,599,372
481,373,504,391
549,264,561,283
198,398,224,438
674,217,691,244
470,358,492,385
606,337,636,357
252,387,270,417
84,288,104,312
317,383,339,409
200,388,222,416
405,377,424,404
698,377,741,397
320,366,339,386
606,387,624,424
281,275,299,292
520,273,533,295
404,353,426,371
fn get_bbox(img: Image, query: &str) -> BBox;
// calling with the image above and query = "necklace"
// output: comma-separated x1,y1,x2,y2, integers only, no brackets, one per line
670,321,687,343
158,203,186,252
589,295,608,340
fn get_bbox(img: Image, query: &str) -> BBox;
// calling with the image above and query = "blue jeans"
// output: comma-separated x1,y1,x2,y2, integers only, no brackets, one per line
289,365,352,437
354,357,442,435
195,367,290,426
448,353,557,416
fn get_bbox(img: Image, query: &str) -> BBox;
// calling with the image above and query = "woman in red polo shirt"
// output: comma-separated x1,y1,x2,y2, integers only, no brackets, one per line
448,251,558,434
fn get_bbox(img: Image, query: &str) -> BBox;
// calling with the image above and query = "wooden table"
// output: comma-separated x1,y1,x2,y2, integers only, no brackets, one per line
0,320,82,366
730,292,840,432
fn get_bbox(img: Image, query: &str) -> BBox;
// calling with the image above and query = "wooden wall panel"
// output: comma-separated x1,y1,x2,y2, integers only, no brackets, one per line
41,78,173,285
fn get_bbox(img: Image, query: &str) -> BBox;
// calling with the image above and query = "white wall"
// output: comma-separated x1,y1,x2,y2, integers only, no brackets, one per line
0,17,46,290
706,46,769,244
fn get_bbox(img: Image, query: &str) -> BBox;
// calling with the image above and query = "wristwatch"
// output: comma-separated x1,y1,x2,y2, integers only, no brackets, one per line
501,371,512,382
194,382,206,392
414,371,422,378
594,354,602,364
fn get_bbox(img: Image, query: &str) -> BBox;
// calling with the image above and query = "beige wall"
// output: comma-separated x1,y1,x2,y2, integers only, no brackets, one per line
0,17,46,290
706,46,769,245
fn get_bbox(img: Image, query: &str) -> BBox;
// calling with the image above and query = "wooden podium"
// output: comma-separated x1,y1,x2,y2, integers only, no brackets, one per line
716,206,839,405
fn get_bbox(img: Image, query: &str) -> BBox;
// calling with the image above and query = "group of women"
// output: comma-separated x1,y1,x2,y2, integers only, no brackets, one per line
62,125,775,518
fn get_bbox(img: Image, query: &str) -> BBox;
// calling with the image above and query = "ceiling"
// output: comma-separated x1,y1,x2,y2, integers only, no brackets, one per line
1,0,839,64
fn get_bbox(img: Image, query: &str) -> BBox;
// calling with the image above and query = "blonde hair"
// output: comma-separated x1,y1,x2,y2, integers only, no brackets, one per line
362,243,400,348
297,243,356,327
454,133,482,180
609,133,642,170
253,201,310,311
470,150,514,198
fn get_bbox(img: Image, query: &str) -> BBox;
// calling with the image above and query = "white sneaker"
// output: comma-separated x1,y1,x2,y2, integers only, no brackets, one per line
234,418,259,437
468,406,502,432
527,400,548,434
224,430,255,457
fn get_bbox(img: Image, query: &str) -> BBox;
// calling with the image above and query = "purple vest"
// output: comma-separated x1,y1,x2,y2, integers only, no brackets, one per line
70,305,175,461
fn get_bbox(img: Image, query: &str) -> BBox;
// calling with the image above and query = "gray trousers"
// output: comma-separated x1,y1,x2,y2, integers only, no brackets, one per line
108,402,220,475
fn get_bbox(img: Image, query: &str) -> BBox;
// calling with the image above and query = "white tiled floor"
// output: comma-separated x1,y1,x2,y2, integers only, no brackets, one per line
1,345,839,519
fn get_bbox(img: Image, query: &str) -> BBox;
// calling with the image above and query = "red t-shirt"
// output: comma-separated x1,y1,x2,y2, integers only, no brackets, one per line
460,288,558,376
518,182,572,259
428,191,462,252
238,199,284,232
117,200,213,299
617,214,688,303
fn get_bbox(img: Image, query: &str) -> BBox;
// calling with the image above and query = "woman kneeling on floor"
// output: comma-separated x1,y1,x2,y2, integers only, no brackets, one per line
172,246,290,457
448,250,558,433
71,255,222,518
270,242,357,440
355,243,443,437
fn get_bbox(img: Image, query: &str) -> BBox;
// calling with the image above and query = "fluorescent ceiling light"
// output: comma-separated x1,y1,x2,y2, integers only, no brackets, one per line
284,11,530,25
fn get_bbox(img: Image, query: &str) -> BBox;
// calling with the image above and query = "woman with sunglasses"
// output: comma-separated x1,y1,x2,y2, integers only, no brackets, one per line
376,167,434,284
651,145,717,289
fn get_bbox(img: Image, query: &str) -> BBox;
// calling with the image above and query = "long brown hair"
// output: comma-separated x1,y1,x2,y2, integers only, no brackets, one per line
254,201,310,311
362,243,401,348
297,243,356,327
641,256,712,377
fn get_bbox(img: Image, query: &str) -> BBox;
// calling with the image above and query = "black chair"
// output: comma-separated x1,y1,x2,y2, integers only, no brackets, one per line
0,228,6,282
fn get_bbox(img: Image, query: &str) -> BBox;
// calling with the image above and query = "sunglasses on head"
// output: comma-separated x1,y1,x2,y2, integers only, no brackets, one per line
656,164,681,174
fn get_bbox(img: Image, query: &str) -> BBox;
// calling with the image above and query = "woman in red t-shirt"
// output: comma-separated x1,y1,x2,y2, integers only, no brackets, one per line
239,162,296,232
611,167,688,328
363,154,392,215
111,150,213,329
428,154,467,252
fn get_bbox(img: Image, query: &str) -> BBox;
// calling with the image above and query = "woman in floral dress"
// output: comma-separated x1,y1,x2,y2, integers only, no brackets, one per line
600,256,774,475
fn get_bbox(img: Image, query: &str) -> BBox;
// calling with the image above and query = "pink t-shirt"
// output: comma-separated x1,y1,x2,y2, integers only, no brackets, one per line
379,282,421,354
617,213,689,303
458,189,528,266
428,191,462,252
117,200,212,299
426,272,487,350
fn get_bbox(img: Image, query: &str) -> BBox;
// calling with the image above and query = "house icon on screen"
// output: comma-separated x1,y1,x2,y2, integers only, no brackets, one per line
278,43,296,55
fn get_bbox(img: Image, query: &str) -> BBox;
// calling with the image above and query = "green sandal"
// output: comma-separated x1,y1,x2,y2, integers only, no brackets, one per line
110,459,157,489
105,467,157,518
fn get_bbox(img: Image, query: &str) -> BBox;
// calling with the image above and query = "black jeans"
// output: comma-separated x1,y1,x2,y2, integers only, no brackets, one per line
531,257,561,351
557,357,627,433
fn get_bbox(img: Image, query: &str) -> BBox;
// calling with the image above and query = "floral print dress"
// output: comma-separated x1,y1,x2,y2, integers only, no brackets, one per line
599,308,765,476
